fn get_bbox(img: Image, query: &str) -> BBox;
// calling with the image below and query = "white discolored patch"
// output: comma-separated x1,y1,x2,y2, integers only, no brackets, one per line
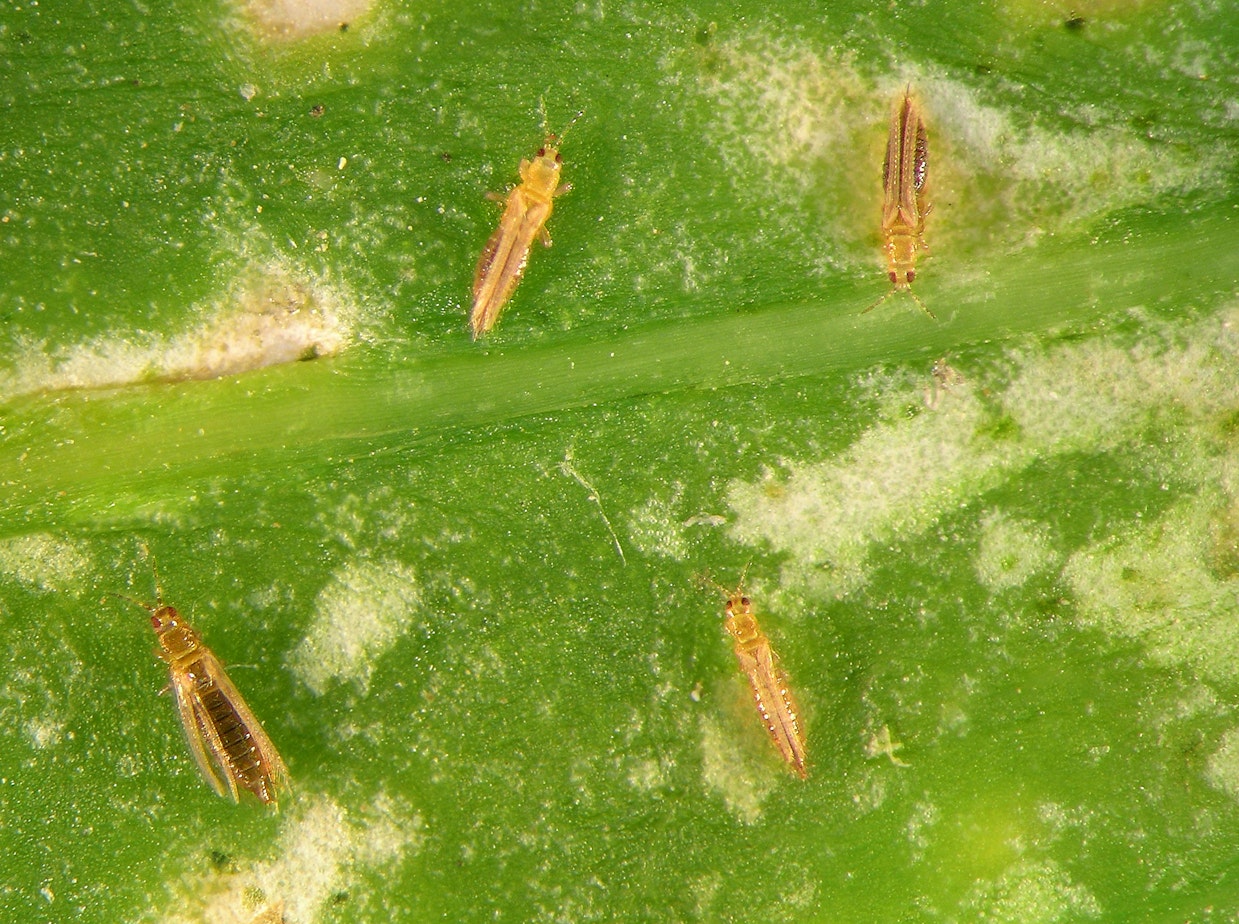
687,28,1227,276
686,36,870,271
0,264,353,400
960,858,1102,922
165,270,351,382
256,797,352,922
925,80,1224,247
158,791,423,924
626,488,691,560
243,0,371,40
698,713,776,824
906,800,940,861
728,388,1027,597
688,871,724,920
257,793,419,921
626,756,673,793
695,38,867,195
1063,498,1239,683
974,512,1058,591
288,558,420,696
729,307,1239,601
24,715,67,750
0,534,93,594
848,765,890,815
1204,726,1239,803
1000,333,1239,463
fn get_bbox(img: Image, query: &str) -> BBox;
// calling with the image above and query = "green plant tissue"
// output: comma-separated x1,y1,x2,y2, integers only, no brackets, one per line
2,1,1239,922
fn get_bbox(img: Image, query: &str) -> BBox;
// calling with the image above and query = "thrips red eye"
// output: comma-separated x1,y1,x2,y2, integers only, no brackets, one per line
740,596,750,607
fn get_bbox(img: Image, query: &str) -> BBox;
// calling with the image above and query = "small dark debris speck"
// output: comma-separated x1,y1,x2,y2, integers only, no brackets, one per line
694,22,717,46
208,849,234,872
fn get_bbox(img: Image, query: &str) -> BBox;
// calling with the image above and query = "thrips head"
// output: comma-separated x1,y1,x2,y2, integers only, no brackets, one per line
148,604,183,634
107,589,181,632
723,591,754,619
697,567,764,645
535,107,583,161
535,138,564,164
721,585,761,646
699,564,753,612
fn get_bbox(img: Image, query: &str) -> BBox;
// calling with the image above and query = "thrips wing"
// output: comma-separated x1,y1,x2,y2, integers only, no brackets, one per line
471,191,552,337
900,97,928,224
471,192,527,336
882,94,927,232
736,641,808,779
881,101,905,228
169,668,234,800
472,219,507,297
197,650,290,797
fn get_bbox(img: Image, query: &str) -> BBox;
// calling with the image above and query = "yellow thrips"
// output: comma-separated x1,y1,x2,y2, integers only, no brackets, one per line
116,582,289,806
867,88,933,319
721,586,808,780
470,134,571,339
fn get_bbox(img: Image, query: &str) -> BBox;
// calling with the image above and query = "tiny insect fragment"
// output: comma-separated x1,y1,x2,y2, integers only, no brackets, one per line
716,580,807,779
924,355,964,409
470,132,572,338
866,87,933,319
864,724,911,767
114,569,289,806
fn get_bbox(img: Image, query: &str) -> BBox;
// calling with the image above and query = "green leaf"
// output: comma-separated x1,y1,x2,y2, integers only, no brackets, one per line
3,2,1239,922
